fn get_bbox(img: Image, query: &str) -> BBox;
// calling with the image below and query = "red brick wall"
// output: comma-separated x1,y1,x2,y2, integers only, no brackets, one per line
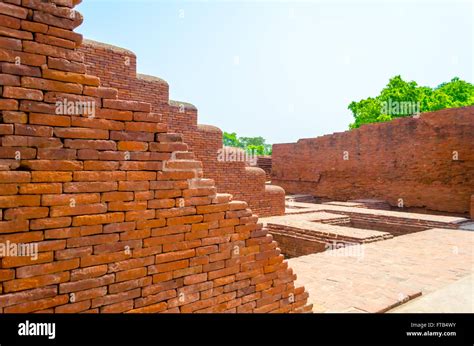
257,156,272,180
79,40,169,117
79,40,285,217
272,107,474,215
0,0,308,313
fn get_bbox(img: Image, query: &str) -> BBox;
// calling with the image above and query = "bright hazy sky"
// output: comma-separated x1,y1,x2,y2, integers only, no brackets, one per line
77,0,473,144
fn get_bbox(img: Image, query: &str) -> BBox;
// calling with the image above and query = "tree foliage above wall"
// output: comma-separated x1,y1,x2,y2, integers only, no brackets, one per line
223,132,272,155
349,76,474,129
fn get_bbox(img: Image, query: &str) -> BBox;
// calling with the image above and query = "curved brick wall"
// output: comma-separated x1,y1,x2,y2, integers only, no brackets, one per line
79,39,285,218
0,0,309,313
272,107,474,215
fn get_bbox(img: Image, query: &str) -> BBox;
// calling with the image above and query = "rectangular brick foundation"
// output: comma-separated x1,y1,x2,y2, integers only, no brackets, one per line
261,203,469,258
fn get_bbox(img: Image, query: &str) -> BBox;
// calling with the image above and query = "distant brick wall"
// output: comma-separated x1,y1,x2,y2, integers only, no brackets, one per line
272,107,474,215
257,156,272,180
0,0,308,313
80,40,285,217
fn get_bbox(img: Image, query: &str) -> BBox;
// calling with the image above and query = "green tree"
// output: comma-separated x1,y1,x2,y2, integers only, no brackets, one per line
349,76,474,128
348,97,386,129
239,136,265,148
222,133,272,155
425,77,474,111
223,132,243,148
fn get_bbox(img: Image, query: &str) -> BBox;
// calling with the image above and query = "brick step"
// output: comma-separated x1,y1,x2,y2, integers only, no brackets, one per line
102,99,151,113
157,133,182,143
173,151,195,160
320,216,351,225
164,159,202,171
212,193,233,204
149,142,187,153
133,112,161,123
188,178,215,189
84,86,119,99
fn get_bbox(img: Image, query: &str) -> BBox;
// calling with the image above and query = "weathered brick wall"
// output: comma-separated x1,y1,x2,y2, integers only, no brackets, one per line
272,107,474,215
267,231,326,259
78,40,170,117
257,156,272,180
0,0,309,313
79,40,285,217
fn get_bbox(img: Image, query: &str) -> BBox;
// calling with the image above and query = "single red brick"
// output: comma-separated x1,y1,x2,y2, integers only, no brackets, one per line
16,259,79,278
3,272,70,293
19,183,62,194
30,217,72,230
3,206,48,220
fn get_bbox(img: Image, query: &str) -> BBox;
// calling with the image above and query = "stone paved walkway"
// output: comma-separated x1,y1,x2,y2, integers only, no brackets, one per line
389,274,473,313
288,228,474,313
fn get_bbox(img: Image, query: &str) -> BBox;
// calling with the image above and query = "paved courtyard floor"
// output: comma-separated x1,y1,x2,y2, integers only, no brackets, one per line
288,228,474,313
389,274,473,313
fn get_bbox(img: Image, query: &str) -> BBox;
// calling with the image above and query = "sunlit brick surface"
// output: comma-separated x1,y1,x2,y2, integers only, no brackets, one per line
289,228,474,313
272,108,474,215
0,0,308,313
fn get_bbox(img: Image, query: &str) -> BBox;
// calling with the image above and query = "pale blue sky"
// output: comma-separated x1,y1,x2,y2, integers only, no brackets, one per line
77,0,473,144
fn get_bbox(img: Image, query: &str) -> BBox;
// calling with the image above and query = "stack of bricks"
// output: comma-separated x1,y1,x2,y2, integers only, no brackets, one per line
79,39,285,217
0,0,310,313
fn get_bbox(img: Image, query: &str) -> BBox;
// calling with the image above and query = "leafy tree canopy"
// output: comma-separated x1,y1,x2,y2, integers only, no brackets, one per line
349,76,474,129
223,132,272,155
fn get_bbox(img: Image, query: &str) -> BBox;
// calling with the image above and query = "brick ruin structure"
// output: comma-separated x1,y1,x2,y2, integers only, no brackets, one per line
78,39,285,218
256,156,272,181
0,0,310,313
272,107,474,216
261,201,470,258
